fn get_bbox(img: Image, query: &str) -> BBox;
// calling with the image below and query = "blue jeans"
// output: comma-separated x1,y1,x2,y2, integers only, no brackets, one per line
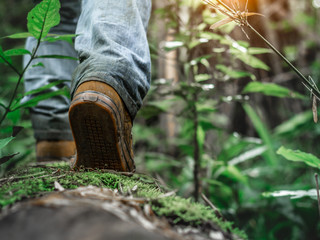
24,0,151,141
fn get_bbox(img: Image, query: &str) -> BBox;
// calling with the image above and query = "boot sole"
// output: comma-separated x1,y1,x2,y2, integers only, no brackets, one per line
69,91,133,171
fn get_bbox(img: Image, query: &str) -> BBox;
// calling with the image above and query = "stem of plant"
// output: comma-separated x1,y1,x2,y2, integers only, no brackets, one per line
315,173,320,218
0,0,49,127
192,94,200,202
0,38,42,126
187,3,201,202
201,193,225,221
247,23,320,101
216,0,234,13
0,55,21,76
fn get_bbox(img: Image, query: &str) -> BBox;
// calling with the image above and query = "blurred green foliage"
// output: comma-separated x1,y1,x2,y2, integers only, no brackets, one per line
133,0,320,239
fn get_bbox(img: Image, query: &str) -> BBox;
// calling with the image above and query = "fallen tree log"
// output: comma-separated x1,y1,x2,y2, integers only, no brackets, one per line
0,162,246,240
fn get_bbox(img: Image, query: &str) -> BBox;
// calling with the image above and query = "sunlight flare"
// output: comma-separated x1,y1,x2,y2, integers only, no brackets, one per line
202,0,262,29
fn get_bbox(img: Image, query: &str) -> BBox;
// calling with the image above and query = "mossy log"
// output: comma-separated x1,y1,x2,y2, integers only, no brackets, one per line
0,162,246,240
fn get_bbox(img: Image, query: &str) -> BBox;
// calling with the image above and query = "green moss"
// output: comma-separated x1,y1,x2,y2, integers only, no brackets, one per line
0,162,247,239
152,196,247,239
0,162,163,207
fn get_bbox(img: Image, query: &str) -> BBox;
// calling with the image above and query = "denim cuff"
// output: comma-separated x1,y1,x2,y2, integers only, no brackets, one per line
33,130,74,141
31,113,74,141
71,58,150,120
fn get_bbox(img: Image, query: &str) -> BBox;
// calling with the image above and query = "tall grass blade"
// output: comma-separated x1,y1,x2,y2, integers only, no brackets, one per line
243,103,277,166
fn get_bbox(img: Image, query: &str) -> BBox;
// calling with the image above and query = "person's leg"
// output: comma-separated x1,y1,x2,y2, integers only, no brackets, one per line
24,0,81,161
72,0,152,119
69,0,152,171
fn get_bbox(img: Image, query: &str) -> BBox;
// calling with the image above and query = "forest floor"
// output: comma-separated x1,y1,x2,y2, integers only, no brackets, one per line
0,161,246,240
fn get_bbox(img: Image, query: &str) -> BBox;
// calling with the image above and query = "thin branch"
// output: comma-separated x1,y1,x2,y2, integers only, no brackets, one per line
201,193,226,221
203,0,236,20
315,173,320,218
215,0,234,14
0,102,6,110
246,23,320,102
192,97,200,202
0,54,21,76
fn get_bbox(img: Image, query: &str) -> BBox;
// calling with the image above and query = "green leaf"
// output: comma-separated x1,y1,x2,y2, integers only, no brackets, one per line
242,82,306,99
145,152,181,172
243,103,277,166
277,146,320,169
146,97,182,113
212,47,226,53
32,62,45,68
178,144,194,157
3,32,33,39
248,47,272,55
24,80,68,96
229,46,269,70
190,54,212,68
0,137,15,151
11,88,70,111
7,109,21,125
284,45,298,62
199,120,217,131
237,40,250,48
188,40,205,49
197,125,205,151
181,0,202,9
221,165,248,184
234,52,270,71
44,34,76,44
196,102,216,113
161,41,184,52
219,136,247,161
274,110,313,136
35,55,78,60
0,153,19,165
263,189,317,200
195,74,212,82
4,48,31,57
228,146,268,165
206,11,237,34
198,32,223,41
202,178,224,187
27,0,61,39
0,46,12,65
0,101,6,110
11,81,67,111
216,64,256,80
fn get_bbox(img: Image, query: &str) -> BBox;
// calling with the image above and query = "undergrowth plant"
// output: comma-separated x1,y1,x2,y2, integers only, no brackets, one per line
136,0,320,239
140,0,308,201
0,0,75,170
204,0,320,221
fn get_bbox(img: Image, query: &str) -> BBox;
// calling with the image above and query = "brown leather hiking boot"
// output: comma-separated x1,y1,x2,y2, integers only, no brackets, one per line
36,140,76,162
68,81,135,172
